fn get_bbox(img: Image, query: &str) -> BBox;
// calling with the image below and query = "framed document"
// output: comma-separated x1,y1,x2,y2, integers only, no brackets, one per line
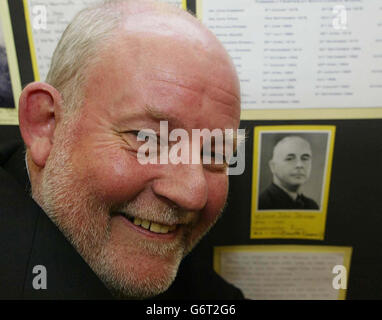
251,125,336,240
0,0,22,125
196,0,382,120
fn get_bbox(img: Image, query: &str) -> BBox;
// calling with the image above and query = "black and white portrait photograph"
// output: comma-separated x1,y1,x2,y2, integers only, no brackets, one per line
255,128,333,211
0,18,15,109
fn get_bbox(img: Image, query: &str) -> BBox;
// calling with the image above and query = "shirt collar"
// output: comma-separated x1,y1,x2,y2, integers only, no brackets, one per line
273,180,299,201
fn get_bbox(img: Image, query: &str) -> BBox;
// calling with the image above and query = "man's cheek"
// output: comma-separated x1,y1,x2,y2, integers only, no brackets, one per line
212,176,229,211
74,155,147,204
195,179,228,229
188,202,223,247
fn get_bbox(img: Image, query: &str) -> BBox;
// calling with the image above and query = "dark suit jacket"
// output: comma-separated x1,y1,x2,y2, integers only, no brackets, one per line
0,140,243,300
258,183,319,210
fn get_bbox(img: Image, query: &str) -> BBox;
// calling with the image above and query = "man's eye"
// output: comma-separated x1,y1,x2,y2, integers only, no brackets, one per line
131,131,146,140
122,131,139,145
122,131,157,150
203,162,228,172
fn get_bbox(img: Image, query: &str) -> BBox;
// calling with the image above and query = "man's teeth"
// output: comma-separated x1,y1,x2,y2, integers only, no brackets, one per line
132,217,176,234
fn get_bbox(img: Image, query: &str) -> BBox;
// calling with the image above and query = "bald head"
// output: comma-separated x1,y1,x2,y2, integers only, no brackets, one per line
272,136,311,160
120,0,215,45
269,136,312,192
45,0,237,114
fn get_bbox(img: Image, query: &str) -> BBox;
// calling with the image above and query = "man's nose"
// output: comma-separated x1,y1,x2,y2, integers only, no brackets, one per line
152,163,208,212
296,158,304,168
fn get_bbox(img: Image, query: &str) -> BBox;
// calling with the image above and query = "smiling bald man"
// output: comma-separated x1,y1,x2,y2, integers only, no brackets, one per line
0,0,243,299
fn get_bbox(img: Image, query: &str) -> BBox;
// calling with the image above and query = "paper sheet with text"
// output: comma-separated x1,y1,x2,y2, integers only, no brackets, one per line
214,245,352,300
0,0,22,125
250,125,336,240
197,0,382,111
26,0,185,81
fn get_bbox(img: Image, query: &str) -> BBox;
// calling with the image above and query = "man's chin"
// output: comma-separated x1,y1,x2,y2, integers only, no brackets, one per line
283,180,304,191
88,240,184,299
105,268,177,300
102,262,180,299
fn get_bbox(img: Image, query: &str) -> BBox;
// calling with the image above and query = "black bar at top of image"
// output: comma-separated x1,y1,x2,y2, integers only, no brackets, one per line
8,0,35,88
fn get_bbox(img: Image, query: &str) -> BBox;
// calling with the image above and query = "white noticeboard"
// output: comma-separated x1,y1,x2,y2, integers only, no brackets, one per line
198,0,382,114
26,0,184,81
214,245,352,300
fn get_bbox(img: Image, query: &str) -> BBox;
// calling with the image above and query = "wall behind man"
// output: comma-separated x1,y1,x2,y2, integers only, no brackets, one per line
200,119,382,300
186,0,382,300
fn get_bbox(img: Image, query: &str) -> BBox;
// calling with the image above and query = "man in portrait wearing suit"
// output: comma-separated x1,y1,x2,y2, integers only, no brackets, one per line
258,135,319,210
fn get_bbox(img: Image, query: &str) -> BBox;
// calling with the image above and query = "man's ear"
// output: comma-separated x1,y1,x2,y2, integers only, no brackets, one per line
18,82,63,168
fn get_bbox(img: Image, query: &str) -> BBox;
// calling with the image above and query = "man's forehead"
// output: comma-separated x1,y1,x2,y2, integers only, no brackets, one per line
98,0,223,55
97,24,238,88
274,137,312,156
85,34,240,123
79,2,241,136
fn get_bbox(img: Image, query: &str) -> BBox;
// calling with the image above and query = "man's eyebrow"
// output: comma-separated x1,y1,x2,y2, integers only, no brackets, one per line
283,153,312,158
144,104,167,120
144,104,182,127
